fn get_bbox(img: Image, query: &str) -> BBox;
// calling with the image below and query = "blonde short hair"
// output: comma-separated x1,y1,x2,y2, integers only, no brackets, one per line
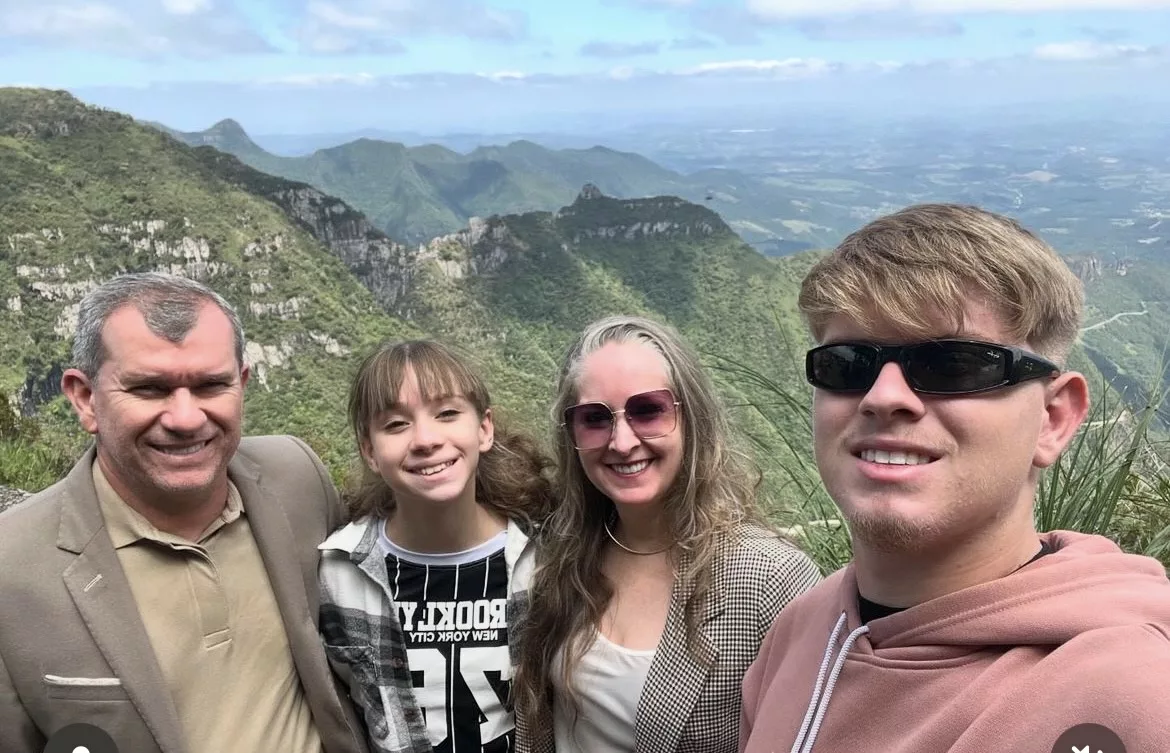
799,203,1084,362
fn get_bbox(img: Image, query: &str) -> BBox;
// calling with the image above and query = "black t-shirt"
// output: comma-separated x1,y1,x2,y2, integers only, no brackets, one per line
857,539,1056,624
381,529,514,753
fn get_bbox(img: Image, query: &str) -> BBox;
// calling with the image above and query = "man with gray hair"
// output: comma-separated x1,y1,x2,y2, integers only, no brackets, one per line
0,273,368,753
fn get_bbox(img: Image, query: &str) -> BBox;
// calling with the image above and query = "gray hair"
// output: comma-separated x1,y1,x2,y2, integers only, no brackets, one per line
72,272,245,379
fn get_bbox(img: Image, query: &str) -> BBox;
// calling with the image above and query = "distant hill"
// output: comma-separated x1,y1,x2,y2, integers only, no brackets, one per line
3,88,1161,507
157,118,859,251
1076,256,1170,416
0,88,420,473
1,89,823,503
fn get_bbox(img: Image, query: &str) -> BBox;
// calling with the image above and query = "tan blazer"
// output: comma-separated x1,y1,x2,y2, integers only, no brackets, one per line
515,525,823,753
0,435,369,753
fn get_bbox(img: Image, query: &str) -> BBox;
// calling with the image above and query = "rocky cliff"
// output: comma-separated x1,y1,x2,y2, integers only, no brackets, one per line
0,485,28,514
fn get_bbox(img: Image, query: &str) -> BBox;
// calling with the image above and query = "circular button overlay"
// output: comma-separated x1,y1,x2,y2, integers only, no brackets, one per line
43,723,119,753
1051,723,1127,753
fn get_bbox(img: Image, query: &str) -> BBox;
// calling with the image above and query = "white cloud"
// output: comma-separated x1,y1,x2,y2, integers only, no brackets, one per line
0,0,270,56
478,70,528,81
257,72,377,87
1,3,129,38
683,58,834,78
305,2,381,31
162,0,211,15
296,0,528,54
747,0,1170,17
1033,41,1153,61
794,13,963,40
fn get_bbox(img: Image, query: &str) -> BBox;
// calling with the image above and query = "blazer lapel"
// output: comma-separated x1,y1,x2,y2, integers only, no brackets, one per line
233,451,362,752
57,449,187,753
635,561,726,753
228,454,317,630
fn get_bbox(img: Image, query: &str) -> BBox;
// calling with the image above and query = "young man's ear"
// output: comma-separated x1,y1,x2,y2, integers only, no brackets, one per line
61,369,99,435
1033,371,1090,469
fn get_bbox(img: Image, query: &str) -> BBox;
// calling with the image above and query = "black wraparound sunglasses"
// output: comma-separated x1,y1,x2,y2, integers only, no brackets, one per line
806,339,1060,395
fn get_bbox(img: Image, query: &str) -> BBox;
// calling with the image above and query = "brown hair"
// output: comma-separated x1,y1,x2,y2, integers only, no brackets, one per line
512,315,775,730
345,339,551,526
799,203,1084,362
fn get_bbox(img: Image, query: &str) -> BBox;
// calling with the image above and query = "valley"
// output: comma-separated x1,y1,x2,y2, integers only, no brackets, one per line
3,88,1169,530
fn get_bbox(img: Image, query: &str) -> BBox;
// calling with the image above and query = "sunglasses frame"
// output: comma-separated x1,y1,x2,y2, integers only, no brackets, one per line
806,339,1061,396
561,388,682,451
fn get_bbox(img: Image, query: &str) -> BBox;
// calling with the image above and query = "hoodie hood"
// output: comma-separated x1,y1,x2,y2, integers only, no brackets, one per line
741,531,1170,753
860,530,1170,651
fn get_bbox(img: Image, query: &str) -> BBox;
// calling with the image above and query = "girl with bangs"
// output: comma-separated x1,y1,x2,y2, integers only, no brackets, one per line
319,340,551,753
512,315,822,753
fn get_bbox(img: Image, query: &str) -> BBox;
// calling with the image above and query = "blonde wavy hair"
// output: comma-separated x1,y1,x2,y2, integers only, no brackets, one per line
800,203,1084,363
512,315,772,729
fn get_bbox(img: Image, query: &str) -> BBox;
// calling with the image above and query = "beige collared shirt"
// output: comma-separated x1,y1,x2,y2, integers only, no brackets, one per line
94,462,323,753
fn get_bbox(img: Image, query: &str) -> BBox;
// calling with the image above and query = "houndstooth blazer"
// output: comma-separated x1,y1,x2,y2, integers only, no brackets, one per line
516,524,822,753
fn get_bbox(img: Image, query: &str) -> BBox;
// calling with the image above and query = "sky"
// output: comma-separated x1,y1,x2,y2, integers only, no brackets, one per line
2,0,1169,134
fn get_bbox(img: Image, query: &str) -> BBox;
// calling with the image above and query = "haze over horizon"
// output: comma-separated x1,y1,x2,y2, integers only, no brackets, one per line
2,0,1169,134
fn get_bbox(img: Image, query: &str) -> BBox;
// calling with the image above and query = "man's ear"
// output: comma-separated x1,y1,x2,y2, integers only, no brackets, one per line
239,364,250,389
61,368,99,435
1033,371,1091,469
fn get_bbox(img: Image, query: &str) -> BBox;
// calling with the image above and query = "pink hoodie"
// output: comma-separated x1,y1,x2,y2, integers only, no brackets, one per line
740,531,1170,753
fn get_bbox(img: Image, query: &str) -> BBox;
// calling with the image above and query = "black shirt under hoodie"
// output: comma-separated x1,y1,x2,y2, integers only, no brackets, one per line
857,539,1055,624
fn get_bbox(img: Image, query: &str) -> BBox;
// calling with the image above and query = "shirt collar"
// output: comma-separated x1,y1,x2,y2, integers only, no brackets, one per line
93,459,244,548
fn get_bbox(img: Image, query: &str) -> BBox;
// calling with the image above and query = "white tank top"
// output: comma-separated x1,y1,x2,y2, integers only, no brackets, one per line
552,632,658,753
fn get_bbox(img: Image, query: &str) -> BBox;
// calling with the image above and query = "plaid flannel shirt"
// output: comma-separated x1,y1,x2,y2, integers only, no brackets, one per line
513,524,822,753
319,517,536,753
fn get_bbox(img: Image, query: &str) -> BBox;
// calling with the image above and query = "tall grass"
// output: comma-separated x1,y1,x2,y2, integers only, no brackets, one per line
0,439,72,492
0,403,81,493
713,353,1170,573
1038,375,1170,563
709,351,853,572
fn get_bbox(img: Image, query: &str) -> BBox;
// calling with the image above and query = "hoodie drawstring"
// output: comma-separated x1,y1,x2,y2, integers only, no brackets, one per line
790,611,870,753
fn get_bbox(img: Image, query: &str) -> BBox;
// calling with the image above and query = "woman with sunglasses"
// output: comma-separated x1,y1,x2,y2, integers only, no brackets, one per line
512,315,822,753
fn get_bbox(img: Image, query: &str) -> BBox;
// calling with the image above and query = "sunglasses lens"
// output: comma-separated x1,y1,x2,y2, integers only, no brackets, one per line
809,345,880,391
563,390,678,449
809,341,1016,394
564,403,614,449
624,390,677,438
906,342,1008,393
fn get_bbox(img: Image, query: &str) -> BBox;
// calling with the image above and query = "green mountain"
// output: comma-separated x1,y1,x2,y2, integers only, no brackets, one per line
158,119,858,252
1076,256,1170,413
198,155,825,497
2,89,822,505
5,88,1162,522
0,88,421,475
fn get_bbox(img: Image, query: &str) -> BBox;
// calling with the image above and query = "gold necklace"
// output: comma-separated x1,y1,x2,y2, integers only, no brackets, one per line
603,519,672,556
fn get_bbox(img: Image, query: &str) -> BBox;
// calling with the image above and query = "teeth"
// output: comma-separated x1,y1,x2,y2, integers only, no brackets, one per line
861,449,932,466
160,442,206,456
415,460,455,476
613,460,650,475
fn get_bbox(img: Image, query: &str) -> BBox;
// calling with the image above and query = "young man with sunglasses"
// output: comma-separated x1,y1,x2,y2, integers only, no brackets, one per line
740,204,1170,753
